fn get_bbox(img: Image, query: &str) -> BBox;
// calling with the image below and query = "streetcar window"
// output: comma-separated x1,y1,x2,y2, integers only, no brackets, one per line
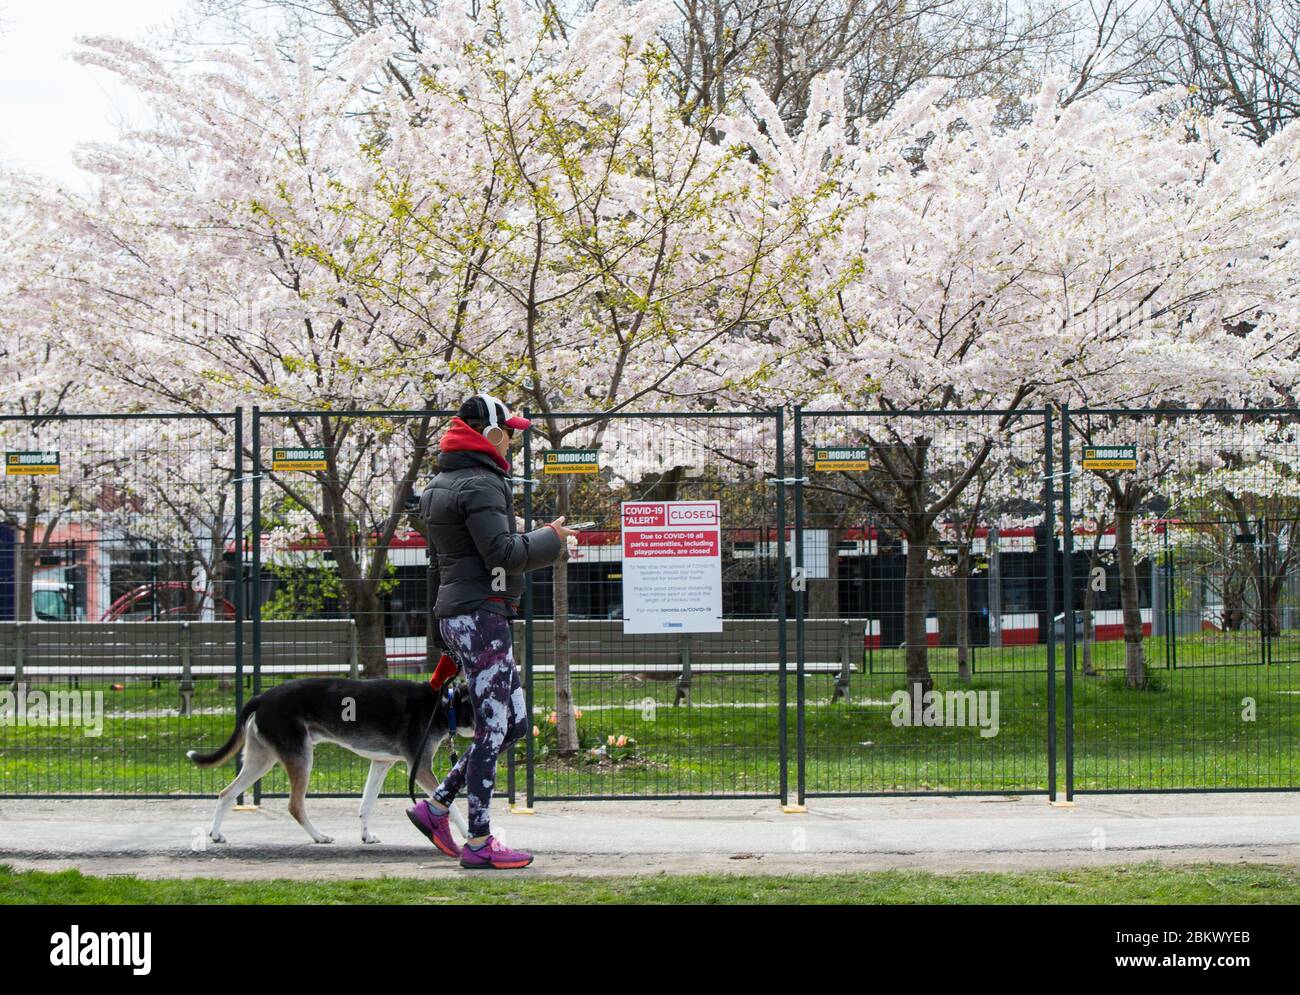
33,589,70,621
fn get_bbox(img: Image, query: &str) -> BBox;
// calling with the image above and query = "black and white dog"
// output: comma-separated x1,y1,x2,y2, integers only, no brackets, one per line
188,677,474,845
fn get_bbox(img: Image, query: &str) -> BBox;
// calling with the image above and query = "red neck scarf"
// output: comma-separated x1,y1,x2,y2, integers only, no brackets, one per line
439,417,510,473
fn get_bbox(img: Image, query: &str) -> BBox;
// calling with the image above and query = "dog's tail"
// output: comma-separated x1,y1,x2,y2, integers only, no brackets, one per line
187,696,261,767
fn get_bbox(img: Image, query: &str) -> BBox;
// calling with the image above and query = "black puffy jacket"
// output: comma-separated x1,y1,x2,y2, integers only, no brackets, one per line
419,449,563,626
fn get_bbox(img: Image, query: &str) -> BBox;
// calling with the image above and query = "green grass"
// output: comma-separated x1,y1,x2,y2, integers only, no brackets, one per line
3,862,1298,904
2,630,1297,797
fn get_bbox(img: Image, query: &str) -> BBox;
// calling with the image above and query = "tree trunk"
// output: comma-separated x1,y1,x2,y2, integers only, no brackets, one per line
1081,573,1096,676
903,522,933,696
329,533,386,677
808,526,840,618
1081,544,1100,677
17,544,36,623
552,476,579,754
1224,565,1246,630
1114,505,1147,689
185,553,199,616
1255,538,1282,636
354,590,388,677
16,484,44,622
934,562,960,646
1265,578,1282,638
205,531,226,622
955,546,970,684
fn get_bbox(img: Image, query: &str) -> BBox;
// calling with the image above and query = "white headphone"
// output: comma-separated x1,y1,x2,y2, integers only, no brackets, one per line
477,392,507,446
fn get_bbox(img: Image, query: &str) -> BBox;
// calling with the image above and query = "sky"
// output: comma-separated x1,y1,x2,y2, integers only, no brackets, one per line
0,0,186,191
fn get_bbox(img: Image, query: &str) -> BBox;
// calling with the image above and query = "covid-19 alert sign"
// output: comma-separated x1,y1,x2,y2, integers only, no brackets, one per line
620,500,722,634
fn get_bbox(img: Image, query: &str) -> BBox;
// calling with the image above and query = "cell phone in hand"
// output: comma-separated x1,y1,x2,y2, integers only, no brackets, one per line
568,521,599,530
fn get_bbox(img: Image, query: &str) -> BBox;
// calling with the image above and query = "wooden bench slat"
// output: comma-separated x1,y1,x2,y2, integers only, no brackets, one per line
4,618,863,678
2,620,359,681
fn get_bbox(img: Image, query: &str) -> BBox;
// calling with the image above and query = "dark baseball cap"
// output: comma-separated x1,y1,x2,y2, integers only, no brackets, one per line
457,396,532,432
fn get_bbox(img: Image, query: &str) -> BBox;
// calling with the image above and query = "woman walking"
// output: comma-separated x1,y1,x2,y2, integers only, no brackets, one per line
408,395,574,869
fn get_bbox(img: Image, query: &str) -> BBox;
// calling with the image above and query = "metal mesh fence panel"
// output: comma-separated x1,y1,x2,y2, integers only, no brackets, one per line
517,410,785,801
793,408,1057,798
245,409,448,801
0,412,243,797
1064,408,1300,793
217,407,786,807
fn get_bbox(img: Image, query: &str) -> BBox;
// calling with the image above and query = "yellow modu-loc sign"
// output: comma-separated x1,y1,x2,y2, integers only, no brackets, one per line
271,448,328,472
5,451,60,475
542,449,600,474
1082,445,1137,471
814,447,871,471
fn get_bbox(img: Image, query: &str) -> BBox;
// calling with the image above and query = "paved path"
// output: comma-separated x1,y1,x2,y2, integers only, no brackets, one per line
1,793,1297,878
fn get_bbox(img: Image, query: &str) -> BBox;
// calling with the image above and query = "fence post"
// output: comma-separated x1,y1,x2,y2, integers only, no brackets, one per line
988,527,1002,648
13,622,24,688
348,621,359,679
775,407,789,806
676,634,693,705
1044,407,1057,802
233,407,245,799
179,622,194,716
1264,516,1273,667
1253,512,1263,665
521,410,536,811
792,405,807,807
1170,522,1180,671
251,405,263,807
1060,404,1075,801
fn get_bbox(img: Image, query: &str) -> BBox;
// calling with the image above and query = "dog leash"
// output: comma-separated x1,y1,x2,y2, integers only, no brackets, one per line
407,656,461,805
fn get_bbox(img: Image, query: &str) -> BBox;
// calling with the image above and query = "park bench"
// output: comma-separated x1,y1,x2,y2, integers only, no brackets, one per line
1,617,863,710
0,620,359,714
517,618,862,704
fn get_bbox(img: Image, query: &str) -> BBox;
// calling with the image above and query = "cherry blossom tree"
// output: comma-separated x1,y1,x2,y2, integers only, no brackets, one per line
351,0,833,746
0,172,118,621
52,1,831,697
56,28,475,672
724,76,1300,694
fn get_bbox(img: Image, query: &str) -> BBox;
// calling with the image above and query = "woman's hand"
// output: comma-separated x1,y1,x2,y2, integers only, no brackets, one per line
545,516,578,540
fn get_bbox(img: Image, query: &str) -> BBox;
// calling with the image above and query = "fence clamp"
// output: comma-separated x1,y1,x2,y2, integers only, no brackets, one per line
767,477,809,485
229,473,266,485
1039,470,1076,482
508,477,542,486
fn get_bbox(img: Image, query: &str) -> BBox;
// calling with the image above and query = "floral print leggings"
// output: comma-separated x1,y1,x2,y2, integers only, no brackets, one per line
432,608,529,838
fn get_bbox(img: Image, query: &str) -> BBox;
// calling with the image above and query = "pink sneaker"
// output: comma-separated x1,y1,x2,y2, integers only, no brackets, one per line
406,801,460,858
459,835,534,870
